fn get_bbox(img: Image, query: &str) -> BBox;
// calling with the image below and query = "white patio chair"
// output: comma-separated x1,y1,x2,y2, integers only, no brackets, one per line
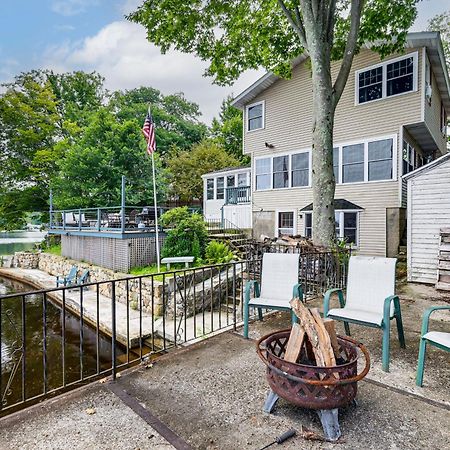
323,255,405,372
243,253,302,338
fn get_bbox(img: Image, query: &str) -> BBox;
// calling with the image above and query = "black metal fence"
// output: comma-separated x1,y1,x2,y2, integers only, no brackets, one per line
0,249,348,416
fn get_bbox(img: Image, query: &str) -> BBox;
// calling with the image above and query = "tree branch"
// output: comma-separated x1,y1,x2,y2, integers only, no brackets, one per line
278,0,307,48
332,0,364,108
326,0,336,43
294,5,307,47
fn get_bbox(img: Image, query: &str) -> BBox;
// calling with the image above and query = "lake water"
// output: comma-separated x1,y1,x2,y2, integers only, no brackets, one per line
0,276,123,409
0,231,47,256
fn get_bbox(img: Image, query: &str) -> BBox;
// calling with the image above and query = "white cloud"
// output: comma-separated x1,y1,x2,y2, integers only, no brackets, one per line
51,0,99,16
42,20,263,123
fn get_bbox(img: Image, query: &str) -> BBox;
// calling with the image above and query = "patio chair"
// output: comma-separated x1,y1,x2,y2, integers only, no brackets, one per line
416,306,450,387
243,253,302,339
76,269,90,285
323,256,405,372
56,265,78,287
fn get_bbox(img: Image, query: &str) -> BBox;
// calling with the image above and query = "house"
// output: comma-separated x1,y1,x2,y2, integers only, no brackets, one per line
231,31,449,256
404,153,450,288
201,166,252,230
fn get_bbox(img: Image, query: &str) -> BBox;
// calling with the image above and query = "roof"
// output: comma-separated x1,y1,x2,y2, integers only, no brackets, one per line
300,199,364,211
403,152,450,180
201,165,251,178
231,32,450,112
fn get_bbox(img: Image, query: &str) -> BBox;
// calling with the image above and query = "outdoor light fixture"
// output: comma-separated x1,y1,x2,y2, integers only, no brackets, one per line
265,142,275,149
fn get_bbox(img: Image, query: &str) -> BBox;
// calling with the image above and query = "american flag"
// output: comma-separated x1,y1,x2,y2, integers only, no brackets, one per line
142,109,156,155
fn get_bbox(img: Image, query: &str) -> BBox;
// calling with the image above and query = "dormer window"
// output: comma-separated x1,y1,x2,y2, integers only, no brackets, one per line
356,52,417,105
246,101,264,131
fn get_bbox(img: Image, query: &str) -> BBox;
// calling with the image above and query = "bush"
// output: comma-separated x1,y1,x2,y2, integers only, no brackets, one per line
161,208,207,260
204,240,235,264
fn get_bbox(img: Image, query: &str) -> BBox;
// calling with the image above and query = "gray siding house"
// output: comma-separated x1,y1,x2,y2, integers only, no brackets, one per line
232,32,449,256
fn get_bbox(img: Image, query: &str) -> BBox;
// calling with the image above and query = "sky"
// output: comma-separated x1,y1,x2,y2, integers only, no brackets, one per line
0,0,447,124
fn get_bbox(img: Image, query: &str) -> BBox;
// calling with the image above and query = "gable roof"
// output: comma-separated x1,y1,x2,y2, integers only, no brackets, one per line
231,32,450,112
403,152,450,180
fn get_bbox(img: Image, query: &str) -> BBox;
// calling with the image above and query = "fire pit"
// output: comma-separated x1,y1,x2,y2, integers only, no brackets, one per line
257,329,370,441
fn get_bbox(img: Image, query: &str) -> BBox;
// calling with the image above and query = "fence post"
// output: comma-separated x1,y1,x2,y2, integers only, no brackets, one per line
97,208,101,231
111,281,117,380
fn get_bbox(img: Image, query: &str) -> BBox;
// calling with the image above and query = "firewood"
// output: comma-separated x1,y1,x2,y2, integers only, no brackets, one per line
290,298,336,369
323,318,341,359
284,323,305,363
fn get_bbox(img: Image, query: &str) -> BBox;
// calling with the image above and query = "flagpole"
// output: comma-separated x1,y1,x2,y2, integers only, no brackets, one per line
151,150,161,273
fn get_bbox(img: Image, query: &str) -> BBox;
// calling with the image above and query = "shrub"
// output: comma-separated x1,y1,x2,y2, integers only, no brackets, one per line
204,240,235,264
160,206,190,228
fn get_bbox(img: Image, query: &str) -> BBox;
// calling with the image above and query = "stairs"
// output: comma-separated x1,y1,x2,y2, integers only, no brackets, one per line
436,229,450,291
208,232,251,259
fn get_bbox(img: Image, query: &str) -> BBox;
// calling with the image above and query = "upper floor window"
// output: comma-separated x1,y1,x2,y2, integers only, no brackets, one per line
333,147,339,182
216,177,224,199
402,140,422,175
206,179,214,200
292,152,309,187
342,143,364,183
238,172,248,186
247,101,264,131
256,158,271,190
356,53,417,105
273,155,289,188
227,175,235,187
368,138,393,181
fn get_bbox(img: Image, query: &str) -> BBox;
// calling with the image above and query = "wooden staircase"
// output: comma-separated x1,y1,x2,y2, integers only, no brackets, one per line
436,229,450,291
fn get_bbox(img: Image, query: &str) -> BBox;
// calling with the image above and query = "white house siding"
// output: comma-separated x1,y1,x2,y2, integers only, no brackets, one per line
407,157,450,283
223,204,252,229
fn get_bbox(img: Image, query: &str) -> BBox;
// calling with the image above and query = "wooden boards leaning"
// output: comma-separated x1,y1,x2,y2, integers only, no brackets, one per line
284,323,305,363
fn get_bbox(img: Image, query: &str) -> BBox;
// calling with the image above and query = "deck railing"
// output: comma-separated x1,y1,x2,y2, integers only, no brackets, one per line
225,185,251,205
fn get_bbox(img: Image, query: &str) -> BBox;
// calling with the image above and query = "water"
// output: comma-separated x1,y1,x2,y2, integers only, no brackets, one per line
0,276,123,409
0,231,46,256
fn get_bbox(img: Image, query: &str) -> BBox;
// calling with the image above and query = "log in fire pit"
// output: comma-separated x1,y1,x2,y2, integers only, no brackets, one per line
257,329,370,441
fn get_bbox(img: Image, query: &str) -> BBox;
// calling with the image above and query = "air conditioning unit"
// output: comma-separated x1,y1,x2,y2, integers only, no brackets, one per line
425,83,432,101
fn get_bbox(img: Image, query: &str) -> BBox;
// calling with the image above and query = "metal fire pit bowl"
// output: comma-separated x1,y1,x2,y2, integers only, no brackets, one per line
256,328,370,441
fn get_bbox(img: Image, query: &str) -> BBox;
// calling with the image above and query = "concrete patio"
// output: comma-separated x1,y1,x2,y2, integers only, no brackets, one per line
0,282,449,449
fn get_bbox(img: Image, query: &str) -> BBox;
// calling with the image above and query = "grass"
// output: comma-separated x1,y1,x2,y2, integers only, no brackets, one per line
129,261,206,280
45,243,62,256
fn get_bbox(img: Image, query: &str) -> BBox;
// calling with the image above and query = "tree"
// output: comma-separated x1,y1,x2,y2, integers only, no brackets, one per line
128,0,418,246
167,141,241,202
109,87,207,157
52,108,168,209
211,96,247,162
428,10,450,71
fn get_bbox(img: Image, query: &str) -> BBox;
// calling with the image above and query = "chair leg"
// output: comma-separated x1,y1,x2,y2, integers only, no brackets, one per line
382,323,390,372
344,322,351,336
416,338,427,387
243,301,250,339
396,315,406,349
257,307,263,321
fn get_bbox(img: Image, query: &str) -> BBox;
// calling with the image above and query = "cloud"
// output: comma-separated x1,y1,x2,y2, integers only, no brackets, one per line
51,0,99,16
42,20,263,123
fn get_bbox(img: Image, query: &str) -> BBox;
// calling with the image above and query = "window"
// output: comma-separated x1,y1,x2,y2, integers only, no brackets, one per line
304,213,312,238
333,147,339,182
247,101,264,131
227,175,235,187
256,158,271,190
342,143,364,183
292,152,309,187
238,173,247,186
273,155,289,188
277,211,295,236
441,101,447,135
206,179,214,200
358,66,383,104
368,139,393,181
356,53,417,105
386,57,414,97
335,211,358,245
216,177,224,199
402,140,416,175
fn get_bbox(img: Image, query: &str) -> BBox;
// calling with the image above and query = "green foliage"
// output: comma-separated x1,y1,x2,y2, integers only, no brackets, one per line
159,206,190,228
204,240,235,264
428,10,450,71
167,140,241,202
161,209,207,260
128,1,418,86
211,96,247,162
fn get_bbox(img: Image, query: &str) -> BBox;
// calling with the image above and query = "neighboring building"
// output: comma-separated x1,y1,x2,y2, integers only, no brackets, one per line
404,153,450,286
231,31,450,256
201,166,252,229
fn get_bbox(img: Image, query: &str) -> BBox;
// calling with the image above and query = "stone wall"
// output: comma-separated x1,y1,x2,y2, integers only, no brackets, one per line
11,252,40,269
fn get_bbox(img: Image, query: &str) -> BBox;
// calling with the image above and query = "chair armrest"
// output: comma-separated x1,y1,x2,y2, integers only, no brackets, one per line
292,283,303,302
383,295,399,323
420,306,450,336
244,280,260,304
323,288,345,316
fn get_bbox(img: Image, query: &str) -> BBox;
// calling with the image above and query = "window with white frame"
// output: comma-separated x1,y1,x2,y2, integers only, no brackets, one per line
256,158,271,190
277,211,295,236
304,213,312,238
273,155,289,189
342,143,364,183
368,138,393,181
402,140,423,175
247,101,264,131
333,147,339,182
216,177,224,199
206,178,214,200
238,172,248,186
227,175,235,188
356,53,417,105
335,211,358,245
292,152,309,187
